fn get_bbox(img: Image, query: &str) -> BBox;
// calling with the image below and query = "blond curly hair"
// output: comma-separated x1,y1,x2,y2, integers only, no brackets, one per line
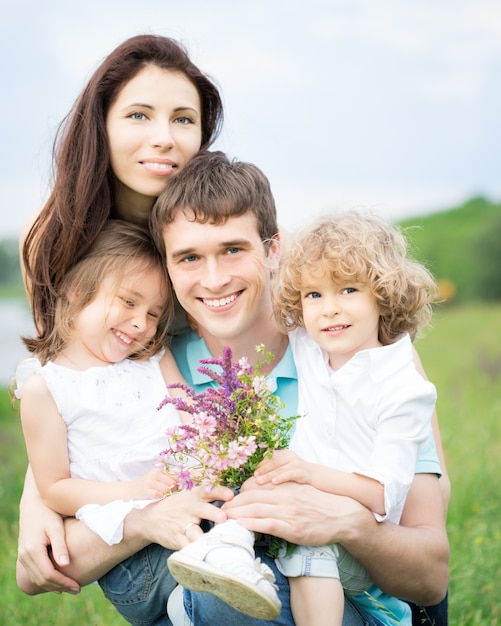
274,210,439,345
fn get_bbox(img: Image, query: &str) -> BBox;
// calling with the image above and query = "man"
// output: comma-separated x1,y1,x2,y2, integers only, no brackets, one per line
17,152,449,625
150,150,449,625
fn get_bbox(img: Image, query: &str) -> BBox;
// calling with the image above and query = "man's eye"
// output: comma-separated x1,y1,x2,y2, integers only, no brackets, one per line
182,255,198,263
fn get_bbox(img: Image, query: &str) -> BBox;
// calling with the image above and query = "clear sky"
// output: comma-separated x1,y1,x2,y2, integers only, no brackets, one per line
2,0,500,238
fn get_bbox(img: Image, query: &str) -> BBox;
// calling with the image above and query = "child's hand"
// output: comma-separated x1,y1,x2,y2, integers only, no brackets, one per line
254,450,313,486
131,469,178,500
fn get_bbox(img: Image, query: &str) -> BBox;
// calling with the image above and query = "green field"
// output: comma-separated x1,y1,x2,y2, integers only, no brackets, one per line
1,302,500,624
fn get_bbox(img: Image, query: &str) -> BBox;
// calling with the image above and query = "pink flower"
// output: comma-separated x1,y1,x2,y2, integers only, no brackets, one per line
158,346,298,490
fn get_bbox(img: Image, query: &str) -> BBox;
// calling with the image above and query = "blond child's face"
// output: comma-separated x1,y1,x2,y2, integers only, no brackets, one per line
62,263,168,368
300,269,381,371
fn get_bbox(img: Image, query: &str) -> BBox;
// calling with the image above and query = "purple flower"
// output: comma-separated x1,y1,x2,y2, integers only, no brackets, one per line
158,346,298,490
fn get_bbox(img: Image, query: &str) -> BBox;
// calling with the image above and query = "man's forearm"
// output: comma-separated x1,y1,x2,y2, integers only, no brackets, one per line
342,474,449,605
61,514,149,586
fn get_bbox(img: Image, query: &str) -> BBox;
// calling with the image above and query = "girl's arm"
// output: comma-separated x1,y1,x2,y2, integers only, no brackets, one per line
255,450,385,515
20,374,175,517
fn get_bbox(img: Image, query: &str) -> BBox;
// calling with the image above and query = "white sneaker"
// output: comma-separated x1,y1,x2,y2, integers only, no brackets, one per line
167,523,281,620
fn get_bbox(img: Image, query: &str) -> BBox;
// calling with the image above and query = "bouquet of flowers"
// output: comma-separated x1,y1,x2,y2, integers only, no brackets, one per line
158,344,297,491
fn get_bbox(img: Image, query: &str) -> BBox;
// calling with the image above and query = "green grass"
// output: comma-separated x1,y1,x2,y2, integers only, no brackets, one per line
1,302,500,624
414,302,501,625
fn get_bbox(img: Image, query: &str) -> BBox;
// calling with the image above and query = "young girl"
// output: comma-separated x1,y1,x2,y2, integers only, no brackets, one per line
256,210,440,626
15,220,188,620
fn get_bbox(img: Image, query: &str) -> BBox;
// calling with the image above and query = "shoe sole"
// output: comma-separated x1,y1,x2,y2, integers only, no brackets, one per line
167,553,281,620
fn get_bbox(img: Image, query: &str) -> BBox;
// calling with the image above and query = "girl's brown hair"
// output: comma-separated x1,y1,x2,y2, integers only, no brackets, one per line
274,210,439,344
23,34,223,344
24,220,172,364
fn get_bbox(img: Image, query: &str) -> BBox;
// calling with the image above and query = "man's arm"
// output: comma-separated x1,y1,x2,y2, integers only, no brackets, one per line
18,471,231,594
340,473,449,604
225,472,449,606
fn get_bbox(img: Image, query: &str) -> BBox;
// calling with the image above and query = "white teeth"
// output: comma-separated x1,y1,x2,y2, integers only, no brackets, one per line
203,294,237,308
114,330,134,344
144,162,172,170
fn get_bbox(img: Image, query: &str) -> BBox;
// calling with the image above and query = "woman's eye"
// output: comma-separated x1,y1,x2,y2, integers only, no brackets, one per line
175,116,193,125
129,112,146,121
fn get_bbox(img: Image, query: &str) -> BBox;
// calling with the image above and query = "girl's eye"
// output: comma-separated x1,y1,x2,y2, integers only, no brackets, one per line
342,287,357,294
148,311,160,319
306,292,321,299
119,296,134,307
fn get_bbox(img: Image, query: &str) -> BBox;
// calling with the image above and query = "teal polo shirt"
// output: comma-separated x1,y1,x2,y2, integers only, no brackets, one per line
170,329,441,626
170,329,298,421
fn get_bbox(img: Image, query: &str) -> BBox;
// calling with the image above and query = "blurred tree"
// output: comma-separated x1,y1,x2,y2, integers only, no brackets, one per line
0,239,21,286
471,211,501,300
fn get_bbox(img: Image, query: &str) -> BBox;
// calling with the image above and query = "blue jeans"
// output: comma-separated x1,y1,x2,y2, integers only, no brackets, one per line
184,547,386,626
98,544,177,626
409,593,448,626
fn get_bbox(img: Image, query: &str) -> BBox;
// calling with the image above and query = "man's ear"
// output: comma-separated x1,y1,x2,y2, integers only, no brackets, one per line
267,234,281,272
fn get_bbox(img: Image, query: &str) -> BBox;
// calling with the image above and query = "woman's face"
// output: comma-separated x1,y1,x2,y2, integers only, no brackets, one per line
106,64,202,222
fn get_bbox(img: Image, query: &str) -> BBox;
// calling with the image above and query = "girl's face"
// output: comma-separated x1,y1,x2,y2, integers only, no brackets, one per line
106,64,202,223
300,269,382,371
62,263,168,368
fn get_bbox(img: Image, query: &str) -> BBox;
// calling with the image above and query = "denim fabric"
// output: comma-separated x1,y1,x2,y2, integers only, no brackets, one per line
98,544,176,625
409,592,448,626
184,547,386,626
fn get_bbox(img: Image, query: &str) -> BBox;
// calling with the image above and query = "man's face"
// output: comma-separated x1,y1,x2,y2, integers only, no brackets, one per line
163,210,279,345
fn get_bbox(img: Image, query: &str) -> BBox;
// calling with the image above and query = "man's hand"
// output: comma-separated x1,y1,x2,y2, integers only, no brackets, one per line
17,504,80,595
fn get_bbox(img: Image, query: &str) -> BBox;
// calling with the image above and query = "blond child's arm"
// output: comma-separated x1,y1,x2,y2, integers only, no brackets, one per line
255,449,385,516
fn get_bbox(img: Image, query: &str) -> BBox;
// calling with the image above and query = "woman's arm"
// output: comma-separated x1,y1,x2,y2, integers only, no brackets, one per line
225,472,449,606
